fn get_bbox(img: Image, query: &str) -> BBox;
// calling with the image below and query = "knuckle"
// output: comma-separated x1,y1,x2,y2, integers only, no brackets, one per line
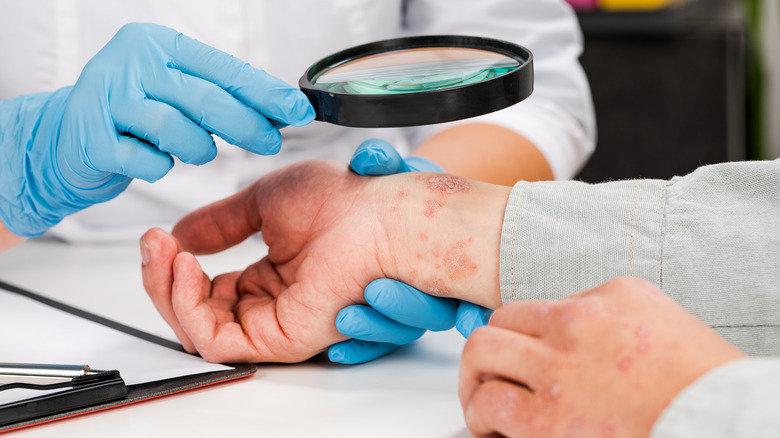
115,22,155,42
148,107,216,163
601,276,655,300
606,276,643,289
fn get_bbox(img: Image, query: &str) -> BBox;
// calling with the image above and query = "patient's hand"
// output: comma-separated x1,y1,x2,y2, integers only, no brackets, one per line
459,277,746,438
141,160,394,362
141,159,508,363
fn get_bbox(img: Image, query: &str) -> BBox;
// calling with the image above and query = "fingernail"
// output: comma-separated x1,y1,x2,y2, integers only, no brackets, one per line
140,238,151,266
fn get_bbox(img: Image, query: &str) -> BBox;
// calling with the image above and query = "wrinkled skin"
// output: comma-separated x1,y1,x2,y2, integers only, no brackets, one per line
459,277,746,438
141,160,394,363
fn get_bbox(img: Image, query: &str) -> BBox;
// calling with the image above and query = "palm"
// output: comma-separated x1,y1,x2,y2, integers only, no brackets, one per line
142,160,390,363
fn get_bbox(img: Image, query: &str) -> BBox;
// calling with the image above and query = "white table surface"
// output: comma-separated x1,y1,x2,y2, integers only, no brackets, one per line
0,237,471,438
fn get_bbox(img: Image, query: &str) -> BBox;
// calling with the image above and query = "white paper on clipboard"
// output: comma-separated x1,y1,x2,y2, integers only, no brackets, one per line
0,285,230,406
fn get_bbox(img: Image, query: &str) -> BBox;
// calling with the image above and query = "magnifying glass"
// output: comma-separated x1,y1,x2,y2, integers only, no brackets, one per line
299,35,533,128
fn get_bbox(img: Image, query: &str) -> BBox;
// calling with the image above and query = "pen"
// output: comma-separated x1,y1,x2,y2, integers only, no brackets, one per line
0,363,92,386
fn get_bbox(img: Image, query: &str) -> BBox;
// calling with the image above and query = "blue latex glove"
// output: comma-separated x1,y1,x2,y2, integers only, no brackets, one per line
348,138,446,174
328,139,493,365
0,23,314,238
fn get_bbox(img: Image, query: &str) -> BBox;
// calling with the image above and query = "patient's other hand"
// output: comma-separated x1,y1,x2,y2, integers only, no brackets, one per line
459,278,746,437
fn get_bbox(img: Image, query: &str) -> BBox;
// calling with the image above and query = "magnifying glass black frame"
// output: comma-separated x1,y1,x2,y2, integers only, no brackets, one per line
299,35,534,128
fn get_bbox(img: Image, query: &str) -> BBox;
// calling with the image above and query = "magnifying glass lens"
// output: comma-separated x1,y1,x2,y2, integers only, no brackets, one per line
300,35,533,127
311,47,521,95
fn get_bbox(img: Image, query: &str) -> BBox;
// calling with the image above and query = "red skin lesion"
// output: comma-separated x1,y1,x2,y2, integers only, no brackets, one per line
443,240,477,279
410,176,475,298
424,278,448,296
417,239,478,298
418,174,472,195
424,200,443,218
617,356,634,372
635,324,651,354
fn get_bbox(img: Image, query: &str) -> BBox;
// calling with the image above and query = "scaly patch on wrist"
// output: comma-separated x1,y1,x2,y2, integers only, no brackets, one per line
421,174,471,195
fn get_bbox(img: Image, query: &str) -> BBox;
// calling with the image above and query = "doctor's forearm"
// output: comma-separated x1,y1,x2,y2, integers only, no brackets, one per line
413,123,553,186
0,220,25,253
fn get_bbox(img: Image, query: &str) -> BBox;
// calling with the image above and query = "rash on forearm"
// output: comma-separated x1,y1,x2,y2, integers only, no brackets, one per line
444,239,477,279
424,200,442,218
423,175,472,195
405,174,479,297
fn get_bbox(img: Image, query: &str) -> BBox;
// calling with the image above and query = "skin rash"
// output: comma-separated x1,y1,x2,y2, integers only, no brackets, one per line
423,174,472,195
408,174,478,297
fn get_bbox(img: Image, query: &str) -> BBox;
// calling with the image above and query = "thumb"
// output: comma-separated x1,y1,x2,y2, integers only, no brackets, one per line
349,138,412,176
172,183,260,254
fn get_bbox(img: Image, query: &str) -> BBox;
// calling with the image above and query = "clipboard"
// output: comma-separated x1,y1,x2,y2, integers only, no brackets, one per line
0,367,129,428
0,280,257,433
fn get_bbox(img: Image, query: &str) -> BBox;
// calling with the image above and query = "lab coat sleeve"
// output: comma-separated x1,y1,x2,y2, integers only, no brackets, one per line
499,159,780,356
402,0,596,180
650,358,780,437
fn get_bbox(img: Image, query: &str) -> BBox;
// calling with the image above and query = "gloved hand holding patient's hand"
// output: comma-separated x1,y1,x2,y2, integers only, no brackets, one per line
329,139,493,364
0,22,313,238
140,159,506,363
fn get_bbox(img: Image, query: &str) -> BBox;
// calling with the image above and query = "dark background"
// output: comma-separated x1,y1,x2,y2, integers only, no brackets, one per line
574,0,748,182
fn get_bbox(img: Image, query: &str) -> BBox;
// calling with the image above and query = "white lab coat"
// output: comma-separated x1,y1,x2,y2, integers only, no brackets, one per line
0,0,595,242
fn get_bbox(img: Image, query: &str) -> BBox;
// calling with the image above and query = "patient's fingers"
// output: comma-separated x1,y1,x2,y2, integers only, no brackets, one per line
464,378,535,438
170,252,263,362
140,228,196,352
488,300,554,337
172,184,260,254
459,325,550,409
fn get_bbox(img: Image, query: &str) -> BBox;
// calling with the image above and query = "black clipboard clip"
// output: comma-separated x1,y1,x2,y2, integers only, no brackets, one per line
0,363,128,427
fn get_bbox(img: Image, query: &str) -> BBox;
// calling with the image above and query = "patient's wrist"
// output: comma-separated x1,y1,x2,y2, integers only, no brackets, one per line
376,172,509,309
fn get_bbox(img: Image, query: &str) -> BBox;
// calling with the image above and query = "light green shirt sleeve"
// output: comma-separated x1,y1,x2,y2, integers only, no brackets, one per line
499,159,780,355
650,358,780,437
